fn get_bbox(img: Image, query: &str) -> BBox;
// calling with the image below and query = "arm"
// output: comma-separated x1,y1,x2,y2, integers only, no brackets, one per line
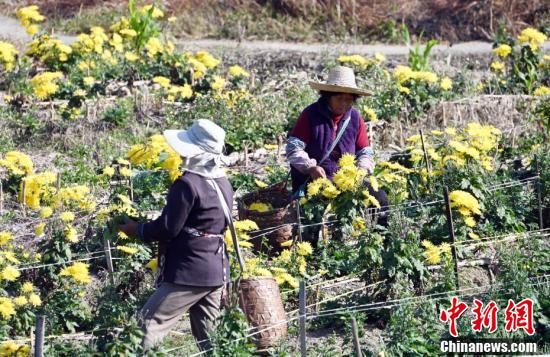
355,117,375,174
286,112,317,174
139,179,196,244
286,136,317,174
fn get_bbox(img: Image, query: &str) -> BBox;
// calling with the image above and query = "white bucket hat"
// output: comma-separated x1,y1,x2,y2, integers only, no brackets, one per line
163,119,227,178
163,119,225,158
309,66,371,96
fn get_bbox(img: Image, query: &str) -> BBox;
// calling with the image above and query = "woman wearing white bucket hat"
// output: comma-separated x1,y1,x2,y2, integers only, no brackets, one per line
286,66,389,244
118,119,233,351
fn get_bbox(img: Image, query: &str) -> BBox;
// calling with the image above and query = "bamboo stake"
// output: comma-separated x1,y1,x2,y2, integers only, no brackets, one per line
443,187,460,290
103,237,115,284
351,316,362,357
34,314,45,357
419,129,432,193
315,285,321,313
21,180,27,217
296,200,303,243
534,155,544,229
244,144,249,168
0,180,3,215
299,280,307,357
129,163,134,202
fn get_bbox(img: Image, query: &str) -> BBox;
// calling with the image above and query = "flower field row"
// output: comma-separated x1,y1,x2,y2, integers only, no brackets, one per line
0,2,547,356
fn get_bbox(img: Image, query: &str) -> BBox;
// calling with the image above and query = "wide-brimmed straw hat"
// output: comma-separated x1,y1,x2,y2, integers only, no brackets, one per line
163,119,225,158
309,66,371,96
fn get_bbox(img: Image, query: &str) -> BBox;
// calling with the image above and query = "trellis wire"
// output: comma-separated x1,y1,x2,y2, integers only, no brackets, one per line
455,227,550,246
15,244,133,271
177,274,550,356
310,273,550,318
2,175,538,245
310,276,550,320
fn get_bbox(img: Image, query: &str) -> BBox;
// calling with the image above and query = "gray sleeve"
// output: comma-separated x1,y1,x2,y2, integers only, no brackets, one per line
356,146,375,174
286,136,317,174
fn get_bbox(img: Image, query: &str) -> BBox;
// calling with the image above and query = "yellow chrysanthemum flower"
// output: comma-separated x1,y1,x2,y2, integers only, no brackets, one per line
28,293,41,306
296,241,313,256
0,232,13,246
440,77,452,91
422,240,441,265
59,262,91,284
228,65,250,78
64,225,78,243
363,106,378,122
21,282,34,293
490,61,505,72
153,76,171,89
146,259,158,273
30,72,63,99
59,211,75,222
1,266,20,281
0,297,15,318
117,245,138,255
255,179,268,188
517,27,547,51
449,190,482,216
35,223,46,237
533,86,550,97
492,44,512,58
248,202,273,213
13,296,27,306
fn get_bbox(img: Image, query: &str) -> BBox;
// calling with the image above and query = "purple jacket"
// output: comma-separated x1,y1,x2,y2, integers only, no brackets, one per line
289,99,363,192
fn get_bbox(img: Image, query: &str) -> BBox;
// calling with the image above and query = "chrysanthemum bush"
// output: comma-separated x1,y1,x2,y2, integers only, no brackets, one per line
0,147,159,353
296,121,543,285
0,124,547,354
2,3,256,127
0,4,547,354
484,27,549,95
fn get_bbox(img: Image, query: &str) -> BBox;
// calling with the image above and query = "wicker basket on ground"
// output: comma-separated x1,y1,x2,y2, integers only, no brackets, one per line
237,181,296,254
239,277,288,351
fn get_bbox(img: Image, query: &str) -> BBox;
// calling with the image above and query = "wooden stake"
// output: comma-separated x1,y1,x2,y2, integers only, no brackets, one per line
443,186,460,290
56,172,62,210
368,122,374,150
351,316,362,357
244,144,249,168
103,237,115,284
315,285,321,313
129,163,134,202
0,180,3,215
56,173,61,192
534,155,544,229
277,134,283,160
419,129,432,193
21,180,27,217
34,314,45,357
299,280,307,357
296,200,303,244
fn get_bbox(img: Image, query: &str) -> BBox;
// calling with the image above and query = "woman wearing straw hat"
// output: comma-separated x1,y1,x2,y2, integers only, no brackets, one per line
118,119,233,351
287,66,388,243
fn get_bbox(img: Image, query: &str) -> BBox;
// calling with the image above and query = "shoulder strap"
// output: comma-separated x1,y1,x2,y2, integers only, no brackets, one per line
208,179,245,274
289,110,353,199
318,110,352,165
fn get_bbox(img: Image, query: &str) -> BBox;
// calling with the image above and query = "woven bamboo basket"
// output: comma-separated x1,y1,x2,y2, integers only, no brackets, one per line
237,181,296,254
239,277,288,350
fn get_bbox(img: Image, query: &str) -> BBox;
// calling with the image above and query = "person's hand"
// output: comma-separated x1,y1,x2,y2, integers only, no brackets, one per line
308,166,326,180
118,219,139,238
